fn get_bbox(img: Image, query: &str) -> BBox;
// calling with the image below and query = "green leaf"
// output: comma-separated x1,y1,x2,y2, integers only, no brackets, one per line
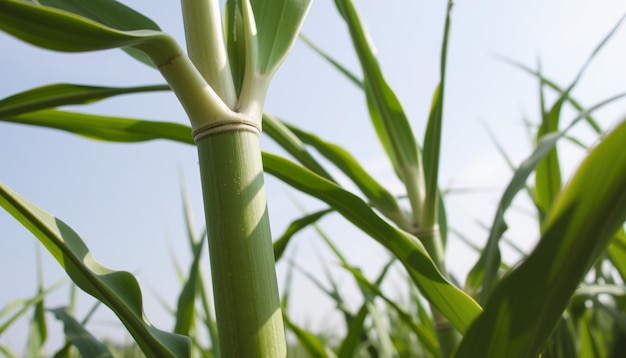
608,229,626,282
273,208,333,262
534,14,625,217
534,75,564,218
298,34,363,88
226,0,311,117
0,183,191,357
340,263,440,357
0,0,179,66
337,304,370,358
334,0,424,222
250,0,312,76
422,1,453,228
465,92,626,303
0,280,65,336
27,250,48,358
173,234,206,336
262,113,334,181
49,307,114,358
0,83,169,118
261,152,482,334
283,312,334,358
283,121,408,227
34,0,163,67
454,118,626,358
1,109,193,144
0,346,20,358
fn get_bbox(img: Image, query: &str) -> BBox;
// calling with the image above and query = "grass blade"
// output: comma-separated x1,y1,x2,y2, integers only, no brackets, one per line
335,0,424,220
1,109,193,144
49,307,114,358
465,93,626,303
0,0,178,66
283,121,409,228
0,83,169,118
299,34,363,88
26,249,48,357
35,0,162,67
608,229,626,282
283,312,334,358
455,118,626,358
0,280,65,336
173,235,206,336
263,113,334,181
421,0,452,229
0,183,191,357
262,152,482,334
273,208,333,262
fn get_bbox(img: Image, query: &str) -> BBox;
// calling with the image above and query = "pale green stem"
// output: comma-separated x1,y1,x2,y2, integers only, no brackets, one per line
417,227,460,358
403,163,459,355
197,128,286,357
180,0,237,108
154,49,235,132
403,164,426,227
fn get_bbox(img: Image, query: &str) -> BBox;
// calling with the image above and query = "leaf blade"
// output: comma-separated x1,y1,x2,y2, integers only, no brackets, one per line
455,118,626,358
0,183,191,357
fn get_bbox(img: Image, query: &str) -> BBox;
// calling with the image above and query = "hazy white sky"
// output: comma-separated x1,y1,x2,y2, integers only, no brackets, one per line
1,0,626,350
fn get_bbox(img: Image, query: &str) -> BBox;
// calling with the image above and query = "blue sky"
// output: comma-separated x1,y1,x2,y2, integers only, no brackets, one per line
1,0,626,351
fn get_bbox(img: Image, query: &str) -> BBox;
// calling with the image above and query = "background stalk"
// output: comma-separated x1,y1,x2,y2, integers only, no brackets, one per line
196,128,286,357
417,228,459,358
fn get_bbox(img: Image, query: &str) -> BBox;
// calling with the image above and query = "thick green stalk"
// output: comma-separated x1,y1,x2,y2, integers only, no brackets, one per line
196,127,286,357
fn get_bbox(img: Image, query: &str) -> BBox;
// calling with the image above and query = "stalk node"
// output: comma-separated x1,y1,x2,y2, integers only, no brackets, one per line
193,119,261,142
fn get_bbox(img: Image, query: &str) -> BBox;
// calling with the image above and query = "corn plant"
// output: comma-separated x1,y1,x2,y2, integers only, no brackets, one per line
1,0,626,357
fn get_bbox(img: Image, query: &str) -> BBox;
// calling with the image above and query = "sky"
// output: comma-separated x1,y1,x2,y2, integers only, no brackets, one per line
1,0,626,352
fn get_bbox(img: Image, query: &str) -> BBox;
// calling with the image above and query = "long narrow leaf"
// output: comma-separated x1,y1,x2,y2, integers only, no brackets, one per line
261,152,482,333
335,0,424,216
283,312,334,358
49,307,113,358
273,208,333,262
173,235,206,336
0,183,191,357
455,118,626,358
0,83,169,118
284,121,409,227
1,109,193,144
0,0,178,66
608,229,626,282
263,113,334,181
421,0,453,228
35,0,163,67
465,93,626,302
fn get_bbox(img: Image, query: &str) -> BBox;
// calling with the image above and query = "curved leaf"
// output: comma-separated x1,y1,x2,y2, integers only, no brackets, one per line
261,152,482,334
0,83,170,118
283,312,334,358
50,307,113,358
0,0,179,66
173,235,206,336
465,93,626,302
273,208,333,262
35,0,163,66
1,109,193,144
283,121,408,227
455,118,626,358
250,0,312,77
262,113,334,181
0,183,191,357
335,0,423,218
